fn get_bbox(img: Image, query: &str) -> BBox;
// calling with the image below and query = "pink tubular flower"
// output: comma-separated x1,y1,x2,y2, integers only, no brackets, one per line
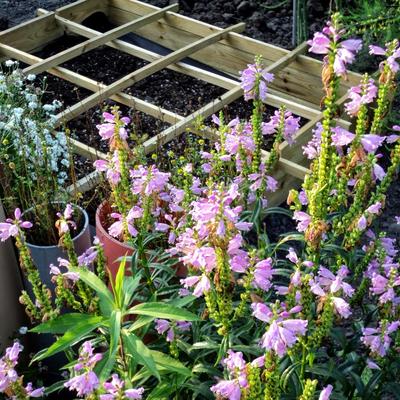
125,388,145,399
251,302,274,323
260,319,307,357
331,126,355,147
357,215,367,230
154,319,174,342
308,31,330,53
0,208,32,241
252,258,274,291
303,123,322,159
56,204,77,234
366,202,382,215
193,275,211,297
240,60,274,102
210,379,241,400
345,79,377,116
293,211,311,232
361,134,385,154
24,382,45,397
319,384,333,400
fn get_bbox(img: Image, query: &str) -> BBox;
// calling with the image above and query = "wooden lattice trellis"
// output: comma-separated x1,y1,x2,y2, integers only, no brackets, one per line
0,0,361,205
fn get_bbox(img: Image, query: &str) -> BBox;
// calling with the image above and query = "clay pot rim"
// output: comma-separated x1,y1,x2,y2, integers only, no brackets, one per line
23,202,89,249
96,200,133,251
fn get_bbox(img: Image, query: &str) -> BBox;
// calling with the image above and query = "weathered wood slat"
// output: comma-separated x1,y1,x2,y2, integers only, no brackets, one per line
53,22,246,126
0,13,63,54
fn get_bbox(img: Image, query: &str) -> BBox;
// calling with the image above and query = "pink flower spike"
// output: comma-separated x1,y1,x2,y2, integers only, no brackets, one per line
307,32,330,54
293,211,311,232
102,112,115,122
193,275,210,297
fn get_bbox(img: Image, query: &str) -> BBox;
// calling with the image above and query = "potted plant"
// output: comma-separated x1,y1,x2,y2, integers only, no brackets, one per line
93,109,187,282
0,61,91,287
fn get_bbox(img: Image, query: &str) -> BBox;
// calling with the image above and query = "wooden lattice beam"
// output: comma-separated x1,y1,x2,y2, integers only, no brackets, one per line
23,4,179,75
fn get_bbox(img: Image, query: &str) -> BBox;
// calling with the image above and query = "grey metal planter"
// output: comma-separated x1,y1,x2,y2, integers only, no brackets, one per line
23,204,91,293
0,201,26,352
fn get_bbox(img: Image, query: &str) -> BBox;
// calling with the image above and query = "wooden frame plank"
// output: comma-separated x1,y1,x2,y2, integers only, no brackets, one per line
0,13,63,54
53,21,246,126
23,4,179,75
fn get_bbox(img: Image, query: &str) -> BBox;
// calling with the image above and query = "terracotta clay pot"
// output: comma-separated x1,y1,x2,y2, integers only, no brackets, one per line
95,201,187,280
95,201,134,282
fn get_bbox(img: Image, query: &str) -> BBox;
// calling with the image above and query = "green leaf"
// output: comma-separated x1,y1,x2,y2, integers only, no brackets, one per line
129,315,155,332
122,330,160,381
32,317,105,362
70,266,114,316
31,313,97,334
123,274,142,309
98,310,121,381
150,350,192,377
146,382,178,400
114,258,126,308
128,302,199,321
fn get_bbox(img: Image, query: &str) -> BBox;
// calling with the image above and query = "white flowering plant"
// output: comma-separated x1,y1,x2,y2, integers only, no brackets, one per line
0,61,72,244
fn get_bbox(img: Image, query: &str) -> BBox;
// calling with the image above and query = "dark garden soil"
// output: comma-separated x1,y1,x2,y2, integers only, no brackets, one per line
2,0,400,238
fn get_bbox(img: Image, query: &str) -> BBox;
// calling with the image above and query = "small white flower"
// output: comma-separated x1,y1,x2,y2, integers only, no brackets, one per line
27,74,36,81
18,326,28,335
5,60,15,67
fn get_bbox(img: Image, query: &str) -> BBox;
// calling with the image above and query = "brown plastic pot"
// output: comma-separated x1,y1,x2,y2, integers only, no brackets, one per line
95,201,187,280
95,201,134,282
